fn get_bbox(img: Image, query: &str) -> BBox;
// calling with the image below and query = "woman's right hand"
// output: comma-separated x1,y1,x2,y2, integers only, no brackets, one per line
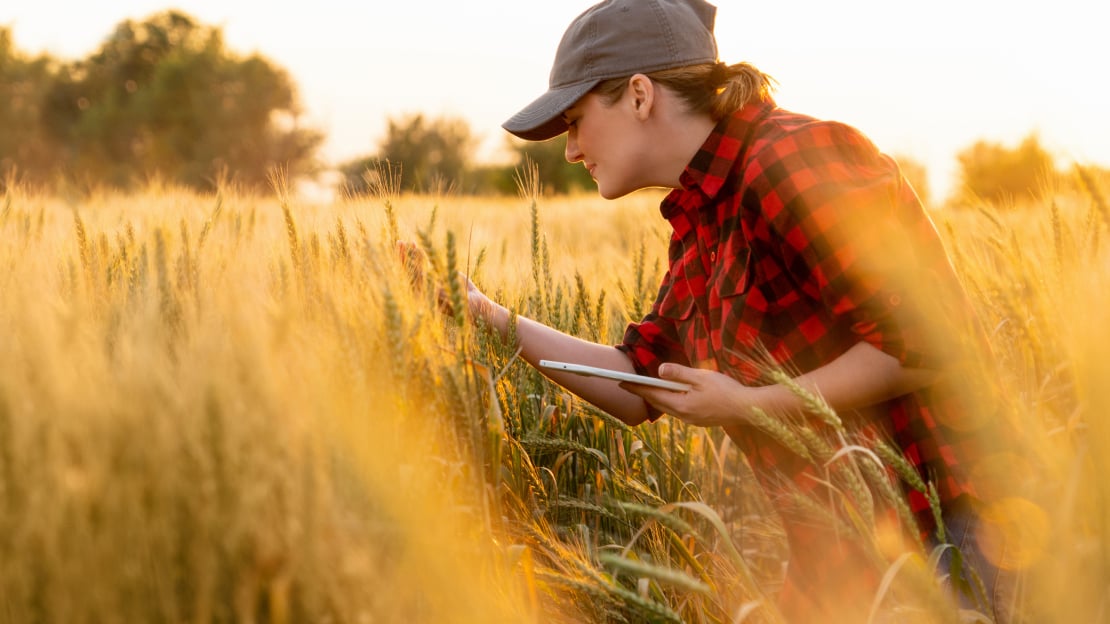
397,241,427,288
395,240,507,332
461,273,509,335
397,241,464,317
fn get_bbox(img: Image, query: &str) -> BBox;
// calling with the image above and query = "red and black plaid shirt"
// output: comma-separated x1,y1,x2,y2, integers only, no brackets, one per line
617,100,994,537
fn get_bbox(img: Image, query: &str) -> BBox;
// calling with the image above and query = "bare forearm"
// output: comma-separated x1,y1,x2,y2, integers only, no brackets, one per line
638,341,941,431
745,342,939,416
480,301,651,425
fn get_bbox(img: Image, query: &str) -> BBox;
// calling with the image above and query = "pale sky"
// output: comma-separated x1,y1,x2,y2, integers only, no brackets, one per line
3,0,1108,199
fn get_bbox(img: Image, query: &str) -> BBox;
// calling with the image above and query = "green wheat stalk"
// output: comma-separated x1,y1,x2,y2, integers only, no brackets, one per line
613,502,699,538
445,230,465,326
549,497,623,522
598,552,712,595
765,368,843,431
871,440,928,494
746,407,813,462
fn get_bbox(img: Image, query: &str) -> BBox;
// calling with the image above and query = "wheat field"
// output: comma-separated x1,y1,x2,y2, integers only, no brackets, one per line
0,171,1107,623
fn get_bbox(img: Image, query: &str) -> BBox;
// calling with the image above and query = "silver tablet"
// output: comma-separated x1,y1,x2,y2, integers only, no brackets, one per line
539,360,692,392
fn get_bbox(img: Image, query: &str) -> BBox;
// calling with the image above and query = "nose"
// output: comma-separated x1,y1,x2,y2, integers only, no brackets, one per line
564,128,583,163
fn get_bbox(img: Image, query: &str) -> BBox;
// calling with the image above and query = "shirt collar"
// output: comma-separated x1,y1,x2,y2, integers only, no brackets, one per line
660,98,777,222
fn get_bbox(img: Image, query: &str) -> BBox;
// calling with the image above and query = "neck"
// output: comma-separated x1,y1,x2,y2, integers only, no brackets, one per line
643,89,718,189
659,114,717,188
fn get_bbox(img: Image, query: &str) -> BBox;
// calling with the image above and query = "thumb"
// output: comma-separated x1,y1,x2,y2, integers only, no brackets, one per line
658,363,692,381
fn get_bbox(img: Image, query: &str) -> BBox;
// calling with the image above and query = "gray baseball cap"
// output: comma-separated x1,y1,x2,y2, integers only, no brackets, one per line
502,0,719,141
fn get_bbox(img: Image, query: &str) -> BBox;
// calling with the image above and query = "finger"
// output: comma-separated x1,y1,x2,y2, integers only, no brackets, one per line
617,381,643,395
397,242,427,287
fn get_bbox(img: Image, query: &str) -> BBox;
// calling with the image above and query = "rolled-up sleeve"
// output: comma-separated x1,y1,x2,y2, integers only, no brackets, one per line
617,273,692,377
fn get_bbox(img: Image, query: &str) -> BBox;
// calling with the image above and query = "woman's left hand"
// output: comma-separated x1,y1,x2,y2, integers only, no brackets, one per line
618,363,756,428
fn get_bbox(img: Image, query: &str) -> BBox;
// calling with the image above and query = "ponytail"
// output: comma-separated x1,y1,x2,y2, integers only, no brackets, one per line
705,62,776,120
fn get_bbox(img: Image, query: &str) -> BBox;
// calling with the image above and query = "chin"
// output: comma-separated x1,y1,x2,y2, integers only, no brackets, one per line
596,180,636,200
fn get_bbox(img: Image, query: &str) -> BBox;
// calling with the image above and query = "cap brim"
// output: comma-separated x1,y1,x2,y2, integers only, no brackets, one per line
502,80,597,141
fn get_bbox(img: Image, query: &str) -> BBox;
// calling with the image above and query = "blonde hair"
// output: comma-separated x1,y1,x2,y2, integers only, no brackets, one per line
593,62,776,121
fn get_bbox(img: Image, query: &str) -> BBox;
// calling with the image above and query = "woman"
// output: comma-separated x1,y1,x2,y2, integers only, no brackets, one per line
468,0,1012,620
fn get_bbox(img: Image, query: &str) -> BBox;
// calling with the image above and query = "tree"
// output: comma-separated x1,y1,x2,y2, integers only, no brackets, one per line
340,113,476,195
0,27,61,187
955,133,1058,204
507,136,594,195
338,115,600,196
39,10,322,191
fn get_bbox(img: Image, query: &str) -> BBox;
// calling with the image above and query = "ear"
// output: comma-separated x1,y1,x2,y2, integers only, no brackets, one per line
627,74,655,120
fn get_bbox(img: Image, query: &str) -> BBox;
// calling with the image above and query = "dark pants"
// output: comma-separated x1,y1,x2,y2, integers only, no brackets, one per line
932,497,1020,623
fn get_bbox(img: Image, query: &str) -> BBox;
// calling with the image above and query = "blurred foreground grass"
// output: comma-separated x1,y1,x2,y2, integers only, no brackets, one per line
0,173,1107,622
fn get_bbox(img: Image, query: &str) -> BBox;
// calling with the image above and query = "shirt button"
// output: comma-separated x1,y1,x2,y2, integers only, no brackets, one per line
710,250,717,262
889,294,902,306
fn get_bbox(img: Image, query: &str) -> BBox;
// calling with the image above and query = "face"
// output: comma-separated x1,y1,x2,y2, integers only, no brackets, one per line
562,86,653,199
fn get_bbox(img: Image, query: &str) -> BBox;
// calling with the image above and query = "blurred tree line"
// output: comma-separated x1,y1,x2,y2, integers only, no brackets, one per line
0,10,588,196
334,113,593,196
955,134,1060,204
1,12,320,192
1,11,1104,199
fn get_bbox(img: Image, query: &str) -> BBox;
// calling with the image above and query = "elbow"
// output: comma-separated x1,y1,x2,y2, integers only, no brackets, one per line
612,399,654,427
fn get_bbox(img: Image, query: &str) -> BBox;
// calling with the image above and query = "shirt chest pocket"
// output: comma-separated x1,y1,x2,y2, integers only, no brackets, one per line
710,246,753,302
718,241,807,310
657,243,750,322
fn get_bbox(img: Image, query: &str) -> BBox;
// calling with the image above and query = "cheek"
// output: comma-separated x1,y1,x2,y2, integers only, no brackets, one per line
606,137,647,182
578,122,603,155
